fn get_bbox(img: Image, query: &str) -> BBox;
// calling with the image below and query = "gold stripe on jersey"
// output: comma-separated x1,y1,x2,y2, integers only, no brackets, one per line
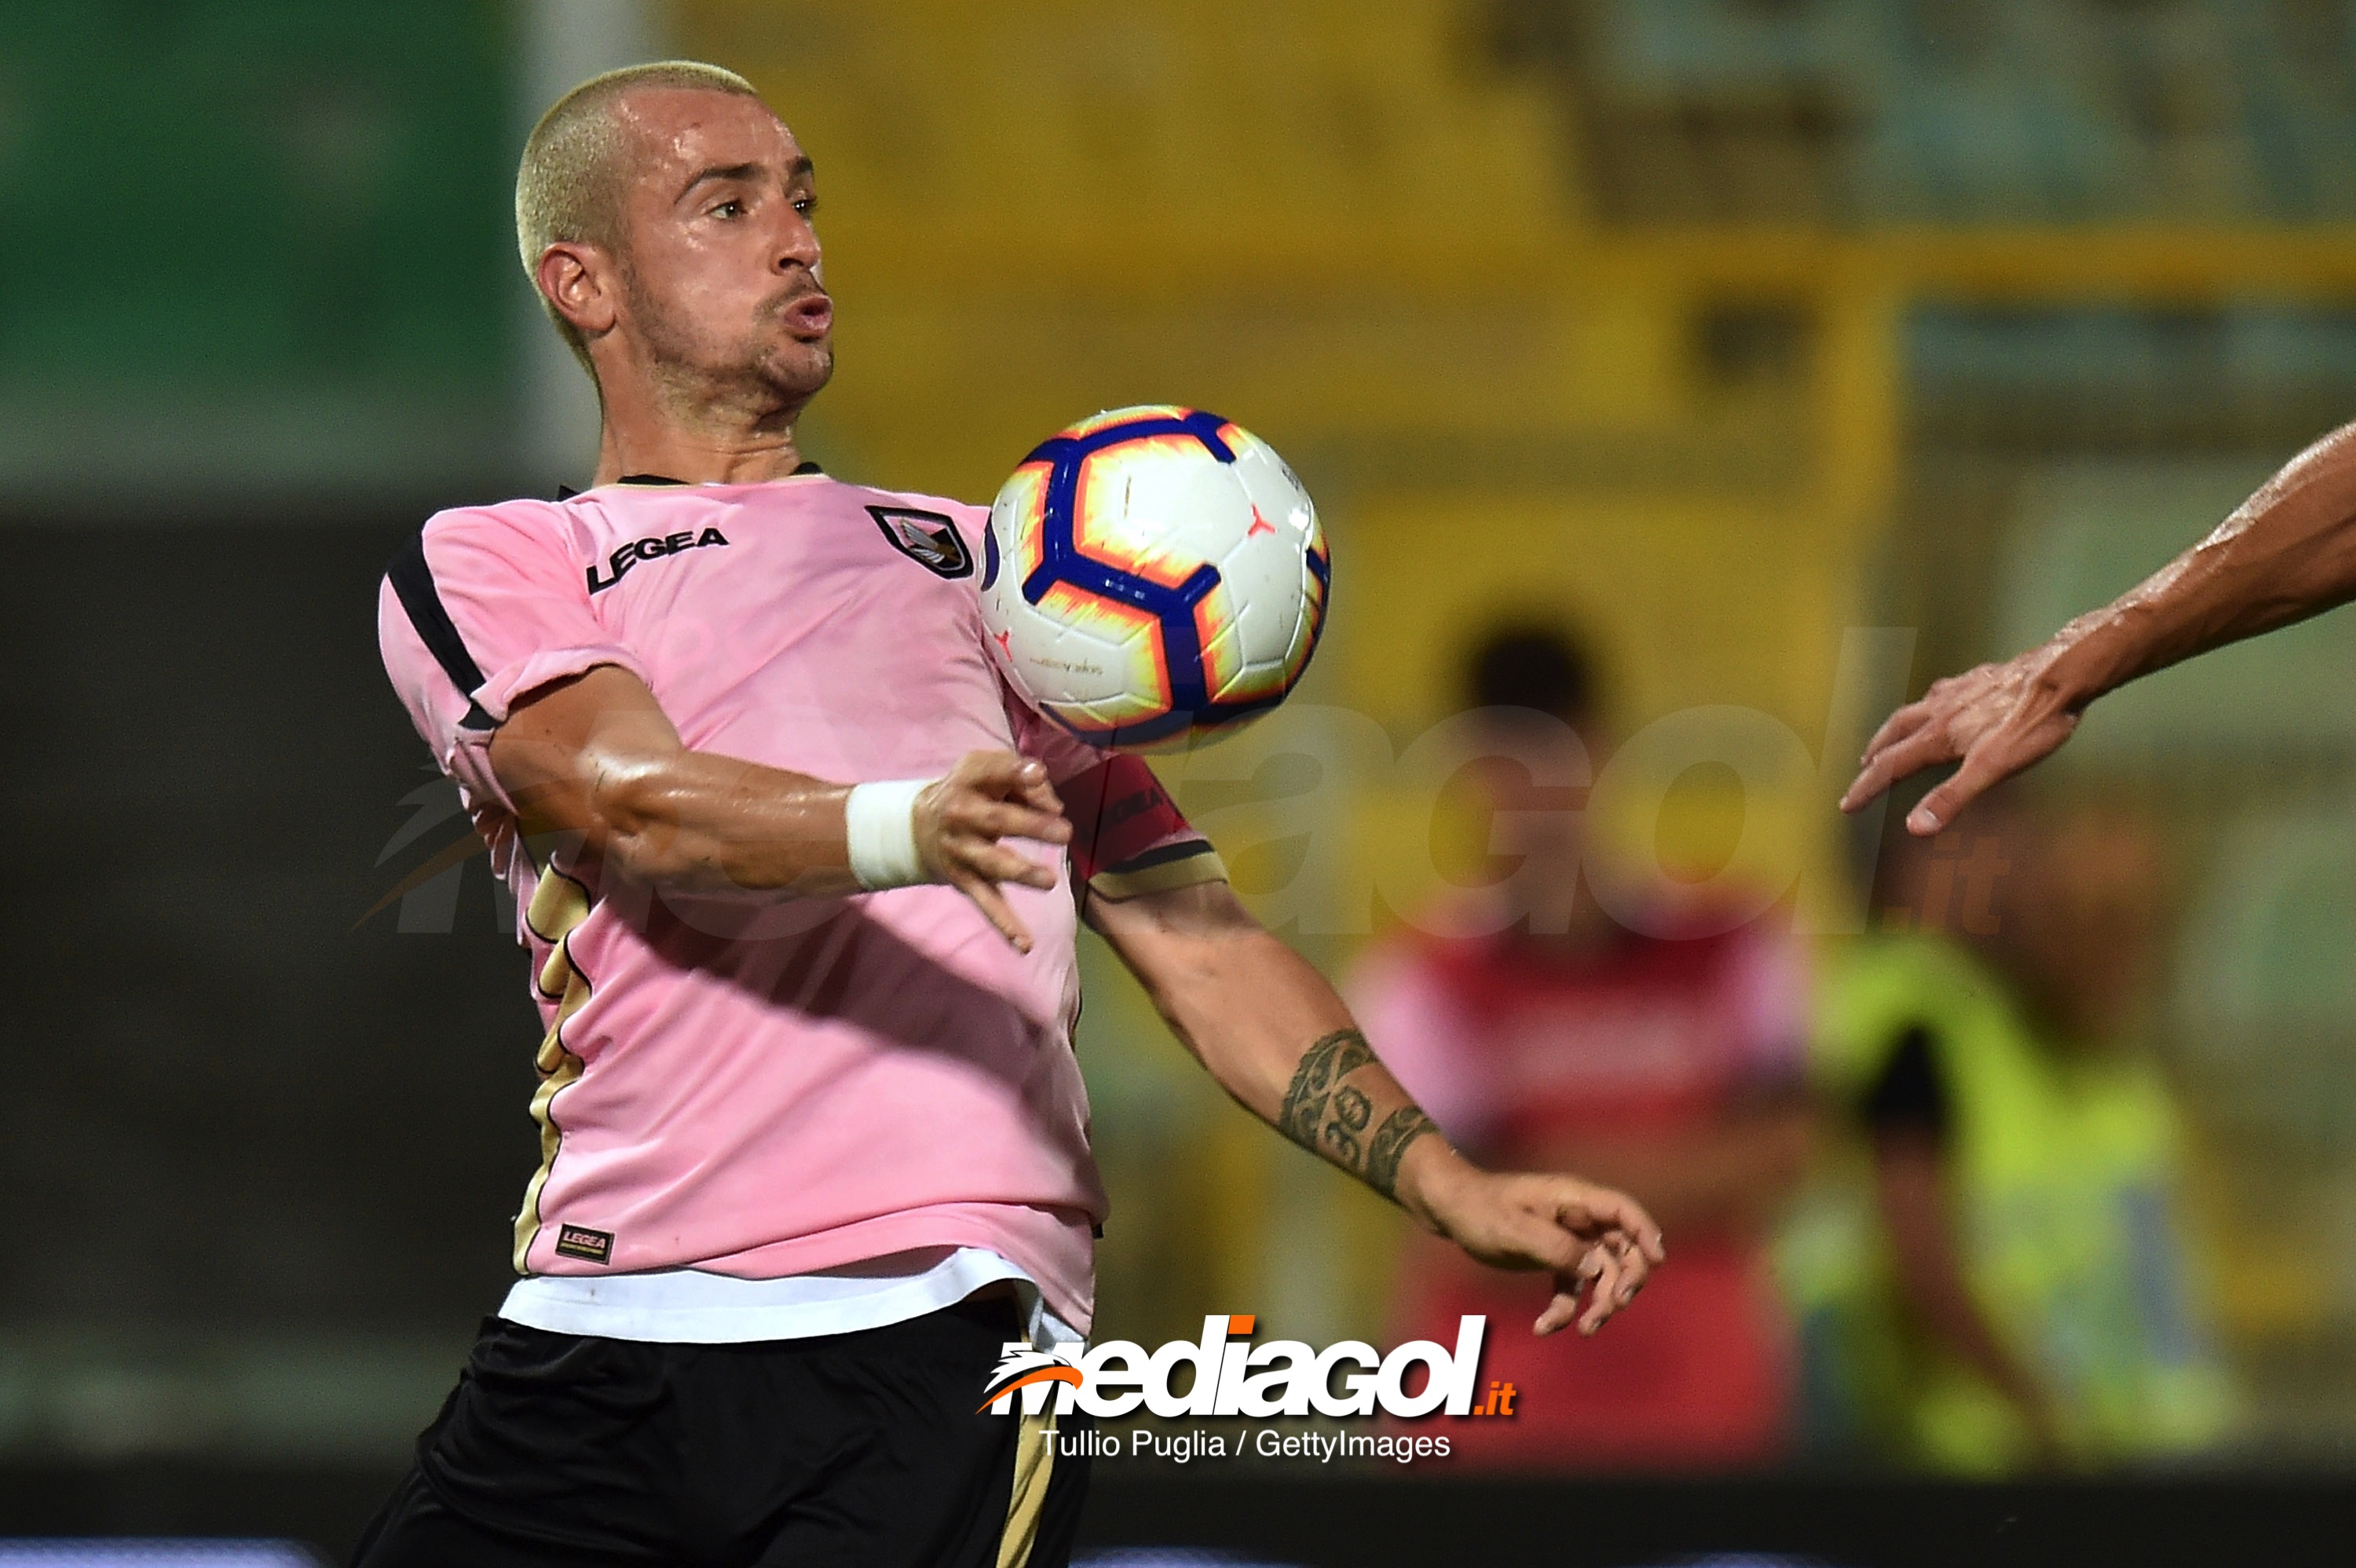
512,864,595,1274
525,867,591,951
1086,843,1228,902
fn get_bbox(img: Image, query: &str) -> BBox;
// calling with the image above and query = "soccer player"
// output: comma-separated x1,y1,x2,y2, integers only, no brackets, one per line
355,60,1662,1568
1842,423,2356,828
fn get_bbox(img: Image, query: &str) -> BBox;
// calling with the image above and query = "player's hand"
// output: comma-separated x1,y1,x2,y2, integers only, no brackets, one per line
913,751,1072,952
1838,642,2085,835
1419,1166,1666,1338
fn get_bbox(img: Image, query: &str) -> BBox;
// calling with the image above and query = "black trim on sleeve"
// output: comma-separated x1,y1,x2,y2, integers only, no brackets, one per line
1102,839,1219,878
1860,1025,1951,1145
386,528,497,731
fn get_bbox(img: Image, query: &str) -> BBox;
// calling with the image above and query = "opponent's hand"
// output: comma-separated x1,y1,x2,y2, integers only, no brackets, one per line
1838,643,2084,835
1418,1165,1666,1337
913,751,1073,952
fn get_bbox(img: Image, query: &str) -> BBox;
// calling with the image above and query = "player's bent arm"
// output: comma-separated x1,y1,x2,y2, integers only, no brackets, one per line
1845,421,2356,832
1085,879,1666,1336
486,664,1072,948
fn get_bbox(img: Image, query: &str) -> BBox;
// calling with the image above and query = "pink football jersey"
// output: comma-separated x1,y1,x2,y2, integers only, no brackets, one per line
378,470,1213,1333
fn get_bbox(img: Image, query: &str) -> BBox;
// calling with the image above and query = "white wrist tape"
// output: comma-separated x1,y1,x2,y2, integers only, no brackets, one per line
844,778,936,891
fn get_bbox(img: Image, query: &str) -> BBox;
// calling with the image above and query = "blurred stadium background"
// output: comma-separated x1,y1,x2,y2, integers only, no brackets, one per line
9,0,2356,1562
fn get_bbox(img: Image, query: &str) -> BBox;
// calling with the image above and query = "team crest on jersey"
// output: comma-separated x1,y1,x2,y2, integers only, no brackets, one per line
867,506,973,579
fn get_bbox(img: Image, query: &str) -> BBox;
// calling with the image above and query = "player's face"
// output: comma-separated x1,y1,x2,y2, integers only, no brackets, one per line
613,90,832,404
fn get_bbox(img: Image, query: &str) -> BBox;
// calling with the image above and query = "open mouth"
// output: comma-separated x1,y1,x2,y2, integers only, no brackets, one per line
781,291,833,338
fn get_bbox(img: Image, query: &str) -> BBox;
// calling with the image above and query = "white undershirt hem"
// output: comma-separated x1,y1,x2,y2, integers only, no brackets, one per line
497,1245,1081,1349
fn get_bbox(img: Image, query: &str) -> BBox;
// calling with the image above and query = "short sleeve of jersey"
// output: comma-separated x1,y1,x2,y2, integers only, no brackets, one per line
379,505,648,813
998,681,1227,901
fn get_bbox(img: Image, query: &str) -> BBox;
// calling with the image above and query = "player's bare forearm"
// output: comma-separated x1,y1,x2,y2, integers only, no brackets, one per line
1088,880,1666,1334
490,667,858,894
1093,890,1432,1196
1844,422,2356,832
2045,421,2356,696
488,666,1070,943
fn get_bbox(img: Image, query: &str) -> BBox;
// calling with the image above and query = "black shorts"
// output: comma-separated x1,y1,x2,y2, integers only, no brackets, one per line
351,1298,1091,1568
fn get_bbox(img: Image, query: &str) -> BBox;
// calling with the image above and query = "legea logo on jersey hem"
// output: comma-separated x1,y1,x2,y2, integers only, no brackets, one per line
586,528,731,594
979,1314,1494,1420
552,1225,613,1264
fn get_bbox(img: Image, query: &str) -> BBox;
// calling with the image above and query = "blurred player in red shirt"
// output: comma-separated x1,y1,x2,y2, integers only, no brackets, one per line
1351,626,1815,1468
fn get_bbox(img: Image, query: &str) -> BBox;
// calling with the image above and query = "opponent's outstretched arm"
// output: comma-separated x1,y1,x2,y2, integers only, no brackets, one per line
488,664,1070,948
1842,421,2356,833
1086,880,1666,1337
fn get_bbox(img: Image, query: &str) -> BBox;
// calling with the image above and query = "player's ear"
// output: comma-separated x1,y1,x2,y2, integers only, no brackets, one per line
536,241,618,339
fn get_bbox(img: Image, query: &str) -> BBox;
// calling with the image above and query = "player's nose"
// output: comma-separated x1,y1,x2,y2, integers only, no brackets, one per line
773,210,821,276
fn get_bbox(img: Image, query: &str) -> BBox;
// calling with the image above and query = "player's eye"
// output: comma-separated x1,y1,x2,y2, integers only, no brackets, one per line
711,199,744,219
792,195,818,217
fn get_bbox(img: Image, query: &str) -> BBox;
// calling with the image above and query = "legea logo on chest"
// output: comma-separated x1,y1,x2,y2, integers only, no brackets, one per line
586,527,732,594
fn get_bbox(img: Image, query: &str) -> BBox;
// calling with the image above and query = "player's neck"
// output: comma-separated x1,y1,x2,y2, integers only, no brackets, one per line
587,356,814,488
589,422,808,488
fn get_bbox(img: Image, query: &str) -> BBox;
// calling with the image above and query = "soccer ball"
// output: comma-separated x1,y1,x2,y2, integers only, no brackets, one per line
979,405,1330,750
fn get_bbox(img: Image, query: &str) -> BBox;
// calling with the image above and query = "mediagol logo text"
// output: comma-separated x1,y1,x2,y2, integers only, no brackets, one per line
981,1314,1501,1421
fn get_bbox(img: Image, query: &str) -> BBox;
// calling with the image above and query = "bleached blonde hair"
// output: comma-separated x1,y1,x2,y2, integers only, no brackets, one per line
515,60,763,378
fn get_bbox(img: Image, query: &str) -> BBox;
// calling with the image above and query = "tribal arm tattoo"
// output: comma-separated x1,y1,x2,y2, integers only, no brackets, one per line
1275,1029,1441,1201
1365,1105,1439,1197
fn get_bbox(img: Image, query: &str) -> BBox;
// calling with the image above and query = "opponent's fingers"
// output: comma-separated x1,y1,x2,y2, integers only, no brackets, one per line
949,870,1037,952
1908,710,2080,835
1856,717,1968,795
1858,698,1935,769
1838,747,1907,813
1842,718,1972,818
1905,733,2029,835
